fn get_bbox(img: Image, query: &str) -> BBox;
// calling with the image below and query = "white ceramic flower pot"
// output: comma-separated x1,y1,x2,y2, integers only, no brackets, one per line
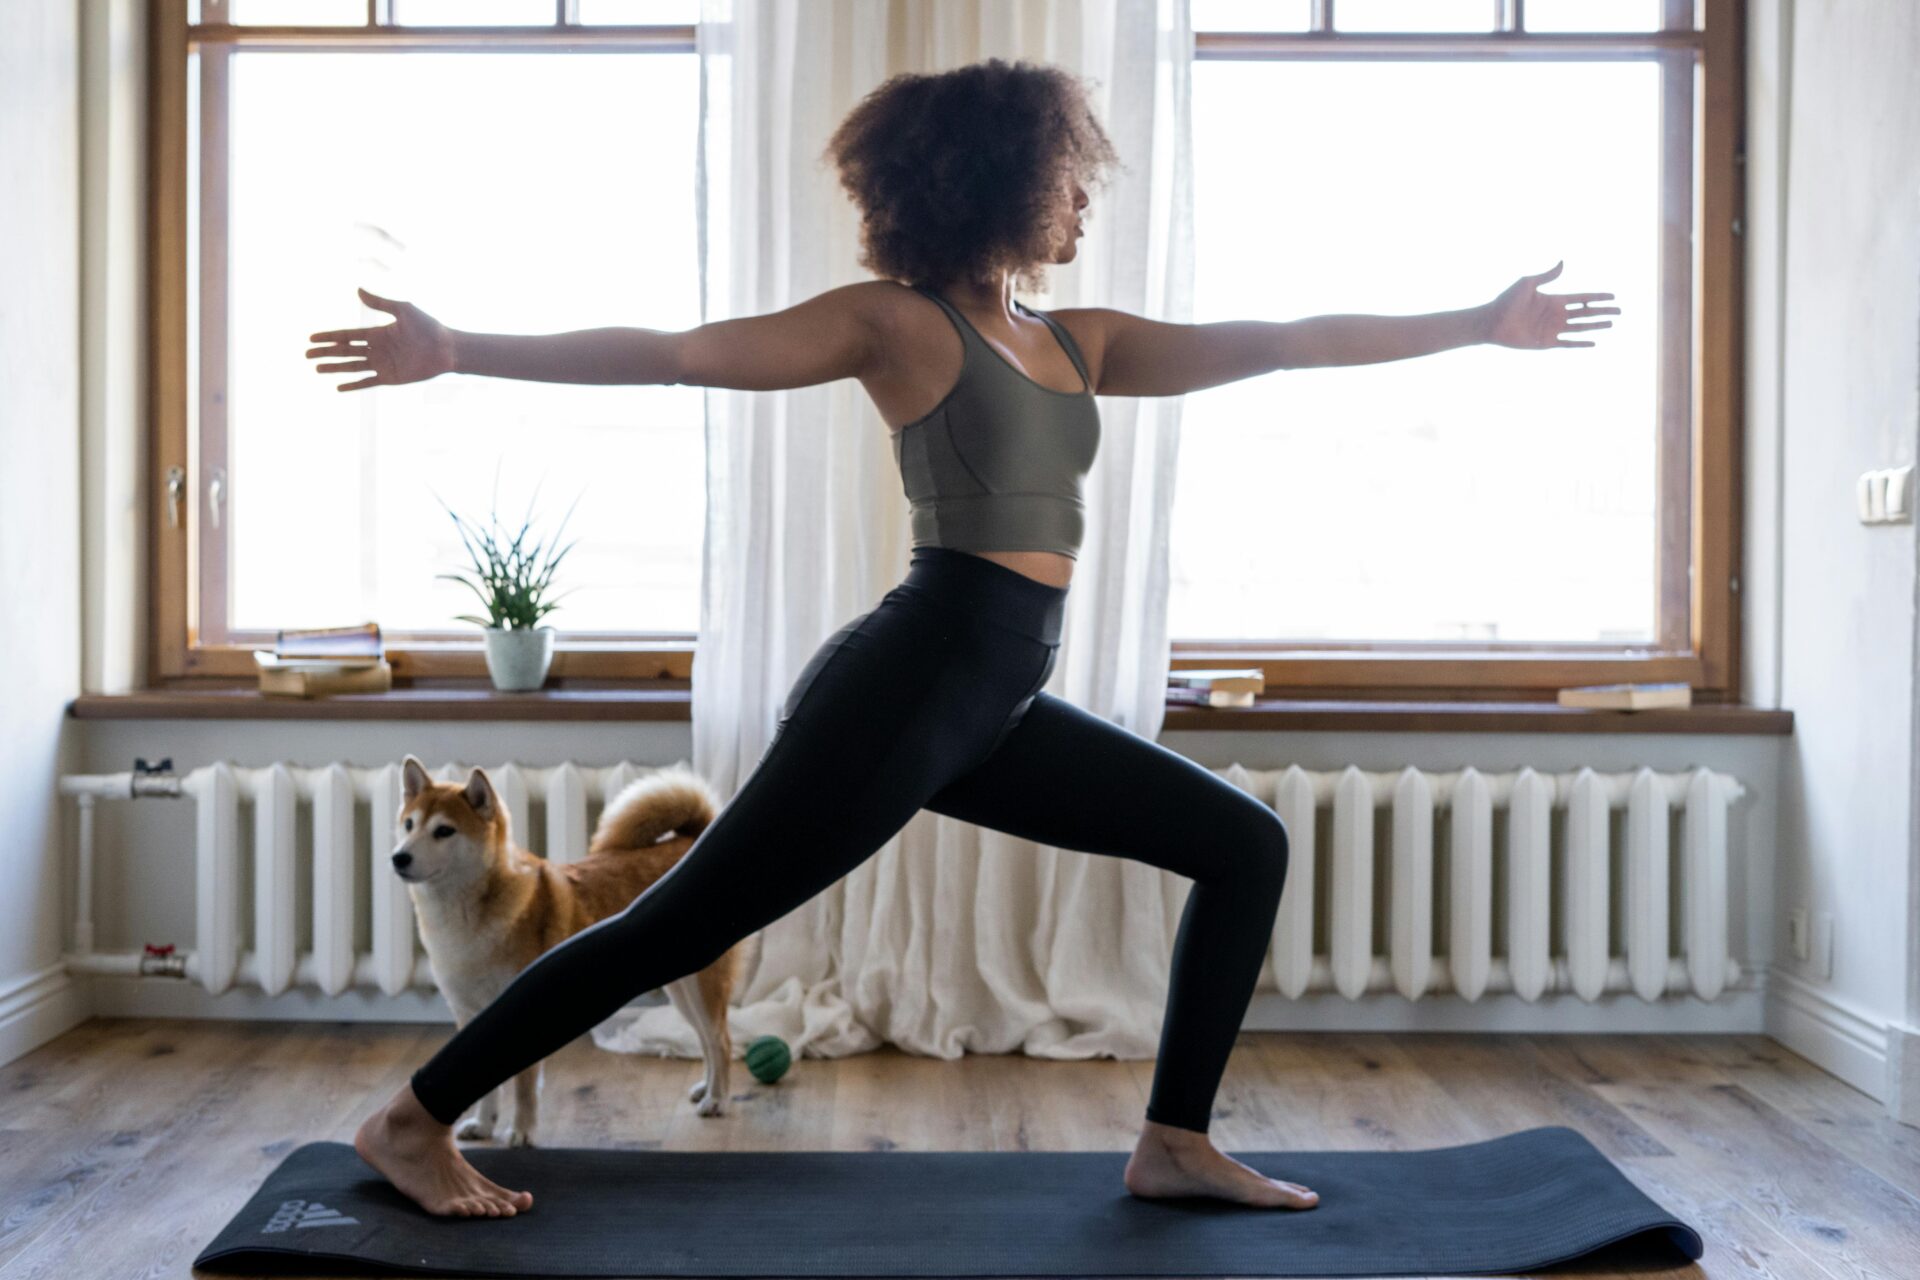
483,626,555,691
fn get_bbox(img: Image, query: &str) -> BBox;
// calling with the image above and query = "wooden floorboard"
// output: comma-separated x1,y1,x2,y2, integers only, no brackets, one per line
0,1022,1913,1279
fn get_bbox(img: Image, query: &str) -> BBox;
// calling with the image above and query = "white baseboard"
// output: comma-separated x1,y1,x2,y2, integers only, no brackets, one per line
1880,1022,1920,1127
62,969,1771,1038
80,974,671,1024
1243,980,1765,1034
85,975,454,1023
0,962,91,1070
1763,964,1890,1100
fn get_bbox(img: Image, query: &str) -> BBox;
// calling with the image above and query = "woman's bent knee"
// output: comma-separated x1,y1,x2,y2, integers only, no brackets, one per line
1246,808,1290,899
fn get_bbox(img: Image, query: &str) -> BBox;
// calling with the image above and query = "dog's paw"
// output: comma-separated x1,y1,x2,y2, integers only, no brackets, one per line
502,1126,537,1148
454,1116,494,1141
695,1091,726,1117
687,1079,708,1103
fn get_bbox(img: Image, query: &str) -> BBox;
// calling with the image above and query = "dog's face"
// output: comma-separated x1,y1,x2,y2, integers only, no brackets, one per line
393,755,504,888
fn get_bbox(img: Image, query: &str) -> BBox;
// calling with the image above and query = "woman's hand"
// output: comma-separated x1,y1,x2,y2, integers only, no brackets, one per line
1482,261,1619,350
307,287,458,391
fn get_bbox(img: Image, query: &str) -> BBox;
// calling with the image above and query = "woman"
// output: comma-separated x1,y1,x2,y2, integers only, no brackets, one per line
309,58,1615,1220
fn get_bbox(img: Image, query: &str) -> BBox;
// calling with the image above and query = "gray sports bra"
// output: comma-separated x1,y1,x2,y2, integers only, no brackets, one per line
890,284,1101,560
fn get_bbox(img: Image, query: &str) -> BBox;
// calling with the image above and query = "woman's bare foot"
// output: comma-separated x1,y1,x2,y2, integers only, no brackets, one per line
1123,1119,1319,1209
352,1083,535,1218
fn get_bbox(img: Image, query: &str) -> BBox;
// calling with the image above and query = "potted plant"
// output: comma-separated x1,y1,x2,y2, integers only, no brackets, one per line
435,488,581,691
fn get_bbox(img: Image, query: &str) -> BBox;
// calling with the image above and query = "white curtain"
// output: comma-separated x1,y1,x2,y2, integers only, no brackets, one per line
592,0,1199,1064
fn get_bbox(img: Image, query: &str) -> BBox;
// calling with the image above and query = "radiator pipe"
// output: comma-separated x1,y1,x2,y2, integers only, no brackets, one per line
63,947,442,992
59,770,187,979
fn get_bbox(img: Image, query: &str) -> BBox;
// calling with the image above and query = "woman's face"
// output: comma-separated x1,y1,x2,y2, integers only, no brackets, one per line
1051,179,1089,262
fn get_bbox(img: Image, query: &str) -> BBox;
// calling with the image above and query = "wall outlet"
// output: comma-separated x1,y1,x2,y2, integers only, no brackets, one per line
1811,911,1834,980
1788,907,1809,961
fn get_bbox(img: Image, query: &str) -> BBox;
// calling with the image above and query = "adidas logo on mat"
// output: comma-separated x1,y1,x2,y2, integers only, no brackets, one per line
261,1198,361,1233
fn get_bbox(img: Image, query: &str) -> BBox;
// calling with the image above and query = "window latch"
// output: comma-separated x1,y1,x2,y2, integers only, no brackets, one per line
208,465,226,530
165,466,184,528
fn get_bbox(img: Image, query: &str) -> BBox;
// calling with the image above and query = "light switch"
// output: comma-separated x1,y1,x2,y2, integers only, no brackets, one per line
1885,464,1914,521
1857,467,1915,524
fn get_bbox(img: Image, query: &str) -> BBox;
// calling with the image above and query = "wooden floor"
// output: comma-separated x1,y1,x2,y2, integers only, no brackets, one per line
0,1021,1915,1279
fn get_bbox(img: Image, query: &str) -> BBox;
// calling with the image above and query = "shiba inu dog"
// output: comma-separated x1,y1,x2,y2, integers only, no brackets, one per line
394,756,755,1146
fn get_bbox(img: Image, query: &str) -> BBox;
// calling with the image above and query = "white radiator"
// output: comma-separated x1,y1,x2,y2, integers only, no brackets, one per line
59,760,676,996
58,760,1745,1004
1222,763,1746,1002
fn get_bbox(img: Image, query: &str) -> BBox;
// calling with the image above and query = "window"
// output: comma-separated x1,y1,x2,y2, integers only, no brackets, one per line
152,0,1741,702
157,0,704,683
1174,0,1741,698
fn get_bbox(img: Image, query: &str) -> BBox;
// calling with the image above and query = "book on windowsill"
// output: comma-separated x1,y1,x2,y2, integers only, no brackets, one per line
255,654,393,698
1166,667,1265,709
273,621,384,661
1556,681,1693,711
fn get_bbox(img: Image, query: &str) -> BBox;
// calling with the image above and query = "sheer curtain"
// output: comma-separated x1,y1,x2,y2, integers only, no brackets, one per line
592,0,1199,1063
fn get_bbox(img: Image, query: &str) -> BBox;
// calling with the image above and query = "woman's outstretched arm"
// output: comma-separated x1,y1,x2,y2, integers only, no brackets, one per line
1064,260,1618,398
308,281,890,391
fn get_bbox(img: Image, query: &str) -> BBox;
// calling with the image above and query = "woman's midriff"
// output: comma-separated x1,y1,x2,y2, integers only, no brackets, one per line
959,548,1074,589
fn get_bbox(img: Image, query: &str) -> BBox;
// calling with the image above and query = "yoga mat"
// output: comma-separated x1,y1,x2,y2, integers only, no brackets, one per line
194,1125,1702,1277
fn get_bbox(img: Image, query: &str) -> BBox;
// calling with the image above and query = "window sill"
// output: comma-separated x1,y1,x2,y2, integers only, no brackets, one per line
69,685,1794,734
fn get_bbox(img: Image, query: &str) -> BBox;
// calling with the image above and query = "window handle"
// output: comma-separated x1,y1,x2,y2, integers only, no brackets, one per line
165,466,185,528
208,465,226,530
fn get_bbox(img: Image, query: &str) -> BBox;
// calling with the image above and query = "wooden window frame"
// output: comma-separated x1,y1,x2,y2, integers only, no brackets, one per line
148,0,1743,703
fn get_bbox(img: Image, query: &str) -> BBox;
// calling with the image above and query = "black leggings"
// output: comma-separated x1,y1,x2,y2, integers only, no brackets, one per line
409,546,1291,1134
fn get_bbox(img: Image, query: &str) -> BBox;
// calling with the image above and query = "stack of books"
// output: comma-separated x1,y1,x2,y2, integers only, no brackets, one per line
254,622,391,698
1556,681,1693,710
1167,667,1265,709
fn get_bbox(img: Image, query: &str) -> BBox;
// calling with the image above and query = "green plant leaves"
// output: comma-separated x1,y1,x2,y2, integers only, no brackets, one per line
433,486,585,631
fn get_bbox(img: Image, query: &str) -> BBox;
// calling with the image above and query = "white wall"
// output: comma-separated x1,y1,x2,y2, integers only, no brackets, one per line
0,1,90,1065
1753,0,1920,1108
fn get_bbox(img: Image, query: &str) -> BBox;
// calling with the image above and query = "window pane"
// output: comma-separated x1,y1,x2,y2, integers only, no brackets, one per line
577,0,701,23
228,0,368,24
1334,0,1495,32
1523,0,1663,31
219,50,703,635
1179,59,1662,643
1191,0,1313,32
393,0,553,25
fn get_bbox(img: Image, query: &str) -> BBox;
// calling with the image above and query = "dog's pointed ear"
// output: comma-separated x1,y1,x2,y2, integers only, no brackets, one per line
402,755,431,800
463,766,496,819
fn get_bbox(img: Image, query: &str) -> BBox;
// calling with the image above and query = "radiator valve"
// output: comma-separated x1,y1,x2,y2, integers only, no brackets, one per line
129,757,182,799
141,942,186,979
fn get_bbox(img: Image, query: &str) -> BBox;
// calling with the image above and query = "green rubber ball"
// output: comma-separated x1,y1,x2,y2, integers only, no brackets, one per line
744,1034,792,1084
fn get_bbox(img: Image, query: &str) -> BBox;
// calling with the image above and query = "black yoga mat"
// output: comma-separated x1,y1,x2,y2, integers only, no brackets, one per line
194,1126,1701,1277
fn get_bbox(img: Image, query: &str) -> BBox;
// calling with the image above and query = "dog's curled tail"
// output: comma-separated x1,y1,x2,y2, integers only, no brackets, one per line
588,764,720,854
